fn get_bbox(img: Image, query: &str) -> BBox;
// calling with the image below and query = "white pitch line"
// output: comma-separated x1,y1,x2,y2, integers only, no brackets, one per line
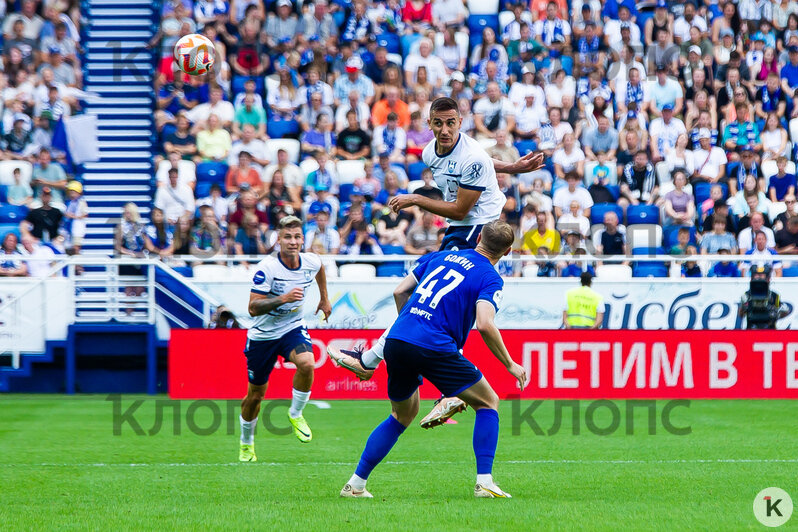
3,458,797,468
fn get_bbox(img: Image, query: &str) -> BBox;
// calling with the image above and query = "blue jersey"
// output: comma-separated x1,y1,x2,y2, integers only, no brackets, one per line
387,249,504,353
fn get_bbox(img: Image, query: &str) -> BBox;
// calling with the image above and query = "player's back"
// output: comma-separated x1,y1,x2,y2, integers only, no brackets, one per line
387,248,504,353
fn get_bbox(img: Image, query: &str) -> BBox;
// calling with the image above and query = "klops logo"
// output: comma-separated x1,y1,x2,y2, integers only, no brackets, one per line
753,487,793,527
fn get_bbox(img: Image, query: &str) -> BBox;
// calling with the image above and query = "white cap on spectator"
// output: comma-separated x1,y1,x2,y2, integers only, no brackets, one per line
688,45,701,56
345,56,363,71
449,71,465,83
277,0,292,7
698,128,711,140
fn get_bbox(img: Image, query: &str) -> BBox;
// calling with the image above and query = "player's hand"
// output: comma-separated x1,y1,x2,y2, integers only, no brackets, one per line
508,362,527,390
281,287,304,304
389,194,418,213
507,151,545,174
316,299,332,322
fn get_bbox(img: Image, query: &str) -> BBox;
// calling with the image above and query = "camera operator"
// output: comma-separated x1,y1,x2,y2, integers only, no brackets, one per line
738,265,789,329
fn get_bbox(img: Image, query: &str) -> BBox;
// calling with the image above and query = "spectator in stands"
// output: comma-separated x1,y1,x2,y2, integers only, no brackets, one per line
620,150,659,209
115,203,146,267
723,104,762,165
556,199,590,238
404,38,447,91
3,0,44,39
233,94,267,139
347,221,383,256
299,91,334,134
649,103,686,163
692,129,727,186
300,0,338,44
157,77,199,129
169,215,195,257
405,111,433,164
376,202,412,246
227,188,268,247
522,211,560,255
775,216,798,255
336,110,371,161
404,211,438,255
353,163,382,201
512,89,544,142
594,210,627,261
229,124,269,168
196,114,232,162
187,86,234,128
263,0,299,52
582,115,618,161
552,133,586,180
437,28,467,76
647,65,684,118
20,187,62,242
413,168,442,201
62,181,88,253
263,149,302,201
701,216,739,255
371,85,411,129
191,205,223,258
158,151,196,190
553,171,593,218
234,211,275,256
265,170,300,226
234,80,264,111
760,113,789,161
768,156,796,202
774,194,798,231
730,147,763,196
342,0,374,45
681,246,702,277
225,151,263,196
268,67,303,123
710,248,742,277
196,183,228,224
662,170,695,227
155,168,195,224
756,72,788,123
4,116,33,159
31,149,67,204
305,210,340,254
144,207,174,258
372,112,406,164
305,150,338,195
738,211,776,253
0,233,28,277
669,227,691,255
7,167,33,206
486,129,519,165
232,20,269,78
334,56,375,107
163,114,198,161
300,114,337,157
781,45,798,92
473,82,515,140
6,19,38,68
334,89,372,132
744,230,782,276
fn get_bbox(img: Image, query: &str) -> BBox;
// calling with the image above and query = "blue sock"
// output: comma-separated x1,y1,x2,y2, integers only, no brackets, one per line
355,415,406,479
473,408,499,475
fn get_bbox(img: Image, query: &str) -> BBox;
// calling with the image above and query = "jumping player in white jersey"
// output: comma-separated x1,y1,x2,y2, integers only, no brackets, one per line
239,216,332,462
328,97,542,428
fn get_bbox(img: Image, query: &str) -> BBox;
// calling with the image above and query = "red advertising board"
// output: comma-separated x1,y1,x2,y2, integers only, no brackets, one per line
169,329,798,399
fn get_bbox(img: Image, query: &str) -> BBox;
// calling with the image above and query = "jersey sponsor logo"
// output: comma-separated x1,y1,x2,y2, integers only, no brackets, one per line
253,271,266,285
469,161,484,179
493,290,504,306
447,160,457,173
272,281,287,294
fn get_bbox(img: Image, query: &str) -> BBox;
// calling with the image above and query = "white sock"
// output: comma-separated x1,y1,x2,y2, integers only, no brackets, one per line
240,415,257,444
289,388,311,418
348,473,367,491
362,331,388,368
477,473,493,486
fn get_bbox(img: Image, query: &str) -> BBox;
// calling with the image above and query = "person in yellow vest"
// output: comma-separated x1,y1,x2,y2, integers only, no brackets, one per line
563,272,605,329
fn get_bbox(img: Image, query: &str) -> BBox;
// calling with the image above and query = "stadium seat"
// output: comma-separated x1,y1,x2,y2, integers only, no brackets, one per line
522,264,539,277
0,223,21,240
300,158,320,176
192,265,230,282
633,263,669,278
231,76,264,96
583,161,597,187
514,140,537,157
663,225,697,248
338,183,354,204
336,160,366,183
196,162,228,184
626,204,660,225
266,119,299,139
376,32,400,54
467,0,500,15
339,264,376,279
0,204,29,223
0,184,6,203
626,224,663,250
590,203,624,226
595,264,632,280
468,14,500,36
606,185,621,201
769,201,787,222
195,182,217,199
401,34,422,56
377,263,406,277
408,162,426,182
782,264,798,277
381,245,405,255
264,138,300,164
631,247,665,256
407,180,434,193
498,11,514,32
693,182,728,205
0,160,33,186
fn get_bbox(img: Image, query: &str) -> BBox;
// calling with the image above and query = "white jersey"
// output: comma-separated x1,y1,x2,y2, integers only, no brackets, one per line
247,253,322,341
421,133,505,226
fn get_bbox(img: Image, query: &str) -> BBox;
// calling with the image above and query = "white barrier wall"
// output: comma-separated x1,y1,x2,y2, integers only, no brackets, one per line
195,279,798,330
0,278,73,353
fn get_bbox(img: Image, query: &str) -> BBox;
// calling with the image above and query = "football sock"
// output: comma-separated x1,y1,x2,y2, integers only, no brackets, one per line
354,415,406,480
476,473,494,486
473,408,499,476
240,415,257,445
361,331,388,368
347,474,368,491
289,388,311,418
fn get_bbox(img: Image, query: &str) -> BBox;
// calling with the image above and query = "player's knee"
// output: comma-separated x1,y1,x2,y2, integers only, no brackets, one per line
294,357,315,375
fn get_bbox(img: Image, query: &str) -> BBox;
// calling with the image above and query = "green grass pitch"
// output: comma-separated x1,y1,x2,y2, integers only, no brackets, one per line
1,396,796,531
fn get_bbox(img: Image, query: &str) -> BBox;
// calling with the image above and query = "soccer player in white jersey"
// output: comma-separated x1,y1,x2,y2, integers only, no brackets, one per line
329,97,542,427
238,216,332,461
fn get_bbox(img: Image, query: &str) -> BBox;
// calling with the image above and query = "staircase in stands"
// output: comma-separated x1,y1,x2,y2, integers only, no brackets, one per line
79,0,158,254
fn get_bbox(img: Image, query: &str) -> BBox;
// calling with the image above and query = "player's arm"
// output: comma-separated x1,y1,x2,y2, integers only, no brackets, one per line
248,289,302,317
475,300,527,388
392,273,419,313
492,151,545,175
389,187,480,221
314,265,332,321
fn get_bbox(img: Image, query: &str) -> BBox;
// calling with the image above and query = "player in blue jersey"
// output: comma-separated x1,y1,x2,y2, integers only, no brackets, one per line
339,221,527,498
329,97,541,426
238,216,332,462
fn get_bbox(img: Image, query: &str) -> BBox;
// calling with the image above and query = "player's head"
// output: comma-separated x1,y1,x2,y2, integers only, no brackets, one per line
428,97,461,151
476,220,515,262
278,215,304,257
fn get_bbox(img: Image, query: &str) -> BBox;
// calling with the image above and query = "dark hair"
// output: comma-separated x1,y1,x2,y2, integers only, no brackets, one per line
580,271,593,286
429,97,459,117
712,215,727,228
678,227,690,234
479,220,515,259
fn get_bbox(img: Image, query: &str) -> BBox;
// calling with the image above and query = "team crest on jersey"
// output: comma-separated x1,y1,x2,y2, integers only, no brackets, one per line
493,290,504,306
253,271,265,285
304,270,312,281
470,162,484,178
447,160,457,173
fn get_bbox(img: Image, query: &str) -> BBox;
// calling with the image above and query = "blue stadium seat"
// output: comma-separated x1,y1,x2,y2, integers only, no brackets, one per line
231,76,264,97
195,181,218,199
514,140,537,156
633,263,669,278
693,181,728,205
606,185,621,201
663,225,697,248
590,203,624,226
338,183,354,204
408,162,426,181
468,14,499,36
377,263,406,277
401,34,422,56
381,245,405,255
376,32,401,54
267,119,299,139
0,204,28,223
782,264,798,277
0,184,6,203
627,204,660,225
632,247,665,256
196,162,228,184
0,223,21,240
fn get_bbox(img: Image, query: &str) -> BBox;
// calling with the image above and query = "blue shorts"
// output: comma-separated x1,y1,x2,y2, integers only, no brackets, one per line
243,326,312,385
439,224,483,251
383,338,483,402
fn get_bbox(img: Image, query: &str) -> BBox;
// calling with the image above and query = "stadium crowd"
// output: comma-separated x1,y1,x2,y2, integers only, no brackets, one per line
5,0,798,278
